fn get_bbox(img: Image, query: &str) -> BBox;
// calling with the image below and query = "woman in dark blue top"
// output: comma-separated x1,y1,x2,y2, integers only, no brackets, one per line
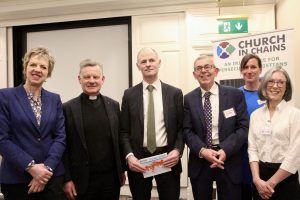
239,54,265,200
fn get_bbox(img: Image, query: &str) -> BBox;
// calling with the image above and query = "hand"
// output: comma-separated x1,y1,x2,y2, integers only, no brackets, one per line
28,163,53,184
210,149,226,169
266,179,277,190
28,179,45,194
121,173,126,186
127,155,146,173
253,178,274,199
63,181,77,200
201,148,224,169
163,149,180,168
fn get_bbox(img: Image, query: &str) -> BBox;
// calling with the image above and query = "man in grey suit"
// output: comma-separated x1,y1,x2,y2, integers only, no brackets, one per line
120,47,184,200
62,59,125,200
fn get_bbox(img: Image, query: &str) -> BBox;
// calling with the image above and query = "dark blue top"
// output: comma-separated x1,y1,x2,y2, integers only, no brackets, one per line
239,86,264,185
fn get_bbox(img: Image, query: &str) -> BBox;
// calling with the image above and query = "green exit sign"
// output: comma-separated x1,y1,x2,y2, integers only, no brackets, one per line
218,19,248,34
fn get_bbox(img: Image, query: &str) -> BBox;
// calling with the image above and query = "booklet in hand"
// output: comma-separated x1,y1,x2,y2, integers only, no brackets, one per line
139,153,171,178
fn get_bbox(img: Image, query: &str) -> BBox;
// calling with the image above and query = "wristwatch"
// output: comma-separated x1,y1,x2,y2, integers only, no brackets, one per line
25,160,35,171
44,165,53,172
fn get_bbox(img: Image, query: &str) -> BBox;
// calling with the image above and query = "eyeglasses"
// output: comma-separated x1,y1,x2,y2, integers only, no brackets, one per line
194,64,214,72
267,80,286,88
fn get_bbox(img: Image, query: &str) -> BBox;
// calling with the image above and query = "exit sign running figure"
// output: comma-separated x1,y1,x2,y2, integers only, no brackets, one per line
218,18,248,34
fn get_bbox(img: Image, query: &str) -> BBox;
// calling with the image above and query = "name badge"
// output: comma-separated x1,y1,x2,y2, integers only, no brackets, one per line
260,128,272,135
223,108,236,118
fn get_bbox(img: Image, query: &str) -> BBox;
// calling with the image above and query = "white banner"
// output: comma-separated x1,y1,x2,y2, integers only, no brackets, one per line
212,29,295,86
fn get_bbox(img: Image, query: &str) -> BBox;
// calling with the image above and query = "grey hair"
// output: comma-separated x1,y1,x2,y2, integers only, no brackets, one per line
136,47,159,63
79,59,103,74
258,66,292,101
193,55,215,71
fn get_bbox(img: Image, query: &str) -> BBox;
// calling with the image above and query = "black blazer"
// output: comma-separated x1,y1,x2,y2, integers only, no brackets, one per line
62,94,124,195
120,81,184,174
183,84,249,184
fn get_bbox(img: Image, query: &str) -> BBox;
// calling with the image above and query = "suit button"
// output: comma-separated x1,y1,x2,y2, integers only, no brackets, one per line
37,138,41,141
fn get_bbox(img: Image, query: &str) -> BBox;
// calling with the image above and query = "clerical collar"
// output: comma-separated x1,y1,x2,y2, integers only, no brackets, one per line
82,93,100,101
89,95,97,100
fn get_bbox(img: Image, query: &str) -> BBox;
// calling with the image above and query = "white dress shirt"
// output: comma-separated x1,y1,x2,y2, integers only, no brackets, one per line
248,100,300,174
143,80,167,147
200,83,220,145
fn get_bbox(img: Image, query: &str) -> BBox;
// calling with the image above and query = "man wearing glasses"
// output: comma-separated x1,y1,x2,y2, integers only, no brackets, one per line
183,55,249,200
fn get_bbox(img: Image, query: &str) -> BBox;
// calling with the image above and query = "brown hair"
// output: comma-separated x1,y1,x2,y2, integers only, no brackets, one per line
240,54,262,72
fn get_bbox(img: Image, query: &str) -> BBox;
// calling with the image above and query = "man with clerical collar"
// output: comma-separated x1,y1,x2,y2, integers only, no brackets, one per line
120,47,184,199
62,59,125,200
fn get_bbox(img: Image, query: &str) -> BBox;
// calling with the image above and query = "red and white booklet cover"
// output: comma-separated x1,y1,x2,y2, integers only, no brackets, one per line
139,153,171,178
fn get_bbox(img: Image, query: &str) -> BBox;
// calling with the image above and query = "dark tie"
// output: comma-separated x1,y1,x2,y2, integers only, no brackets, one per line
147,85,156,153
203,92,212,148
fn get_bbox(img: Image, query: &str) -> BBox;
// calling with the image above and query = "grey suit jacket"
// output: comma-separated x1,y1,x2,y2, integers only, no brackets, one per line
120,81,184,174
62,94,124,194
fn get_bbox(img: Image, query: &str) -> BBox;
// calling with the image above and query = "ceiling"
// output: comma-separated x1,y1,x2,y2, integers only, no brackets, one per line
0,0,278,25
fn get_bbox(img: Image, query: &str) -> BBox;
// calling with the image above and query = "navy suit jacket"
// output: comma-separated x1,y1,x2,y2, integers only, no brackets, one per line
0,85,66,184
120,81,184,174
62,94,125,194
183,84,249,184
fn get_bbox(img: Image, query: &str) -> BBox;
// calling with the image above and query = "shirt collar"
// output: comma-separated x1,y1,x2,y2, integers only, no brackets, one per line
200,82,218,97
143,79,161,91
275,100,288,111
262,99,288,112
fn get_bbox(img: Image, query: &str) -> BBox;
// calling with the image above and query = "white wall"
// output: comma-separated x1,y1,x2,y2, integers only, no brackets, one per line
276,0,300,108
26,25,129,103
0,28,7,88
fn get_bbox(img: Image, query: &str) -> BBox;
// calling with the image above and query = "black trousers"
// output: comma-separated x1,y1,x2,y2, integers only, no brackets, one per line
1,176,64,200
252,161,300,200
76,170,120,200
241,183,252,200
190,160,241,200
128,148,180,200
128,170,180,200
